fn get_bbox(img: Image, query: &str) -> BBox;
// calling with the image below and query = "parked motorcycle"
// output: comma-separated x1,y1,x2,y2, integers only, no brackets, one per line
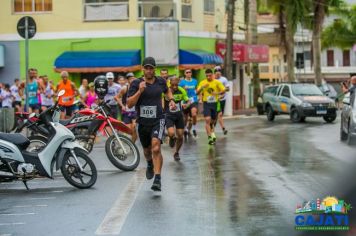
15,100,140,172
0,90,97,189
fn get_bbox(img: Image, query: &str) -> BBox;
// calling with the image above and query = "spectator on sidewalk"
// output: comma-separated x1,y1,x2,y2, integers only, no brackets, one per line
0,84,13,108
11,78,23,112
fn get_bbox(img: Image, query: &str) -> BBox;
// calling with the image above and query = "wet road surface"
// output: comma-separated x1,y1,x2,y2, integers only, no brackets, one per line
1,115,355,236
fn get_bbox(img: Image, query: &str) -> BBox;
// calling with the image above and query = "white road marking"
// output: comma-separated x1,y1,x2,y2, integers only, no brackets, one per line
0,222,25,226
13,205,48,208
95,169,145,235
33,190,64,194
0,213,35,216
28,197,56,200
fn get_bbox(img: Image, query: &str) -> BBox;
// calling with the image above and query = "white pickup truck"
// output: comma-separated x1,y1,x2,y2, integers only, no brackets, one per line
263,83,337,123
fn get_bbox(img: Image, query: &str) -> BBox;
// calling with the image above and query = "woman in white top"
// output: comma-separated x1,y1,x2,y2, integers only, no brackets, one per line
1,84,13,108
10,78,23,112
40,75,54,111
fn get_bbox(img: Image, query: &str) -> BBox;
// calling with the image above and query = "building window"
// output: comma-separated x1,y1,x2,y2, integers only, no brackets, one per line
84,0,129,21
304,51,311,60
14,0,52,13
138,0,176,20
182,0,192,21
327,50,334,67
343,50,350,67
259,65,269,73
273,65,280,73
204,0,214,14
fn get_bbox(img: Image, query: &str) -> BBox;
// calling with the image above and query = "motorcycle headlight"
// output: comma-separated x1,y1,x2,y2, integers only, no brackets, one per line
301,102,312,108
328,102,336,108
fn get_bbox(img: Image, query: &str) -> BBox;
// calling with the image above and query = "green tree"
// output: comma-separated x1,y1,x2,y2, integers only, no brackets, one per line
312,0,344,86
246,0,261,105
321,4,356,49
266,0,309,82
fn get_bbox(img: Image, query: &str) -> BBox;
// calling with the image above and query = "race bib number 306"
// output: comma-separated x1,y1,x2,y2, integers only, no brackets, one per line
140,106,157,118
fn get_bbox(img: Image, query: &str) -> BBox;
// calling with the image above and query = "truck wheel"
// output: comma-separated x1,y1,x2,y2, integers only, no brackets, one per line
266,106,275,121
290,108,302,123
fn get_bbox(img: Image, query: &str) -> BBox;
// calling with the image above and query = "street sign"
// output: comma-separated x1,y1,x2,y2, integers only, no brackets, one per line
17,16,36,39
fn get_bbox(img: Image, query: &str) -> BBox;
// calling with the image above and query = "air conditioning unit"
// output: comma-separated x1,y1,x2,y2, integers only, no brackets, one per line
0,45,4,67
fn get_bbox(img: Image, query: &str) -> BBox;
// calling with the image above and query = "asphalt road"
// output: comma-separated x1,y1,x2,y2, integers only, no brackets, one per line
0,114,355,236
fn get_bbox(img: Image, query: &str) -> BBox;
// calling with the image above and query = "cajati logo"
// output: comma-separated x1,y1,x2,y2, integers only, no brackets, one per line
295,196,352,231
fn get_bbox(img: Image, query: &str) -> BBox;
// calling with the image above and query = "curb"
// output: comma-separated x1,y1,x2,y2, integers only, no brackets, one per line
196,114,259,121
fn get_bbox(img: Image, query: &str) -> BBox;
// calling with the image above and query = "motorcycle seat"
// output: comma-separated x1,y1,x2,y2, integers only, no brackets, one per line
59,119,71,126
0,133,30,150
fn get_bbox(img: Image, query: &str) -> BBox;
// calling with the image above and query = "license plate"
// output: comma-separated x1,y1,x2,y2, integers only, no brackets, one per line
316,110,327,115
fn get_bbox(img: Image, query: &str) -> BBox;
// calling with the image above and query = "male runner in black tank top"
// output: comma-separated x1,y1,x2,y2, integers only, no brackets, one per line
127,57,176,191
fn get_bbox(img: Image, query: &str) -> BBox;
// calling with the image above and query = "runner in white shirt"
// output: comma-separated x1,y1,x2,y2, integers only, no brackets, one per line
1,84,13,108
11,78,23,112
214,66,230,135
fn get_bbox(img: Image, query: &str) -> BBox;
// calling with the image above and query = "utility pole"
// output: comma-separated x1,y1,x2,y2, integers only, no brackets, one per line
225,0,235,82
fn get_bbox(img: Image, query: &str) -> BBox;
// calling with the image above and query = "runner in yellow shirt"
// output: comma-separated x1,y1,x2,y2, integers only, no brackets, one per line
197,68,225,145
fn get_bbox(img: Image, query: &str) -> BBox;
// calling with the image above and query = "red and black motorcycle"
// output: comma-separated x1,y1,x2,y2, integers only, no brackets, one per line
15,100,140,171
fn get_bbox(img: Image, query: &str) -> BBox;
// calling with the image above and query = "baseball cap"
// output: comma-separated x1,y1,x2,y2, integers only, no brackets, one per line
106,72,114,79
126,72,135,78
142,57,156,68
89,82,94,87
214,66,222,72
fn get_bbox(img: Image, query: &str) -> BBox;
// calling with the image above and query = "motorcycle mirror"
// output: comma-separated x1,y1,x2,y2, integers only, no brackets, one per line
58,90,65,97
29,113,36,119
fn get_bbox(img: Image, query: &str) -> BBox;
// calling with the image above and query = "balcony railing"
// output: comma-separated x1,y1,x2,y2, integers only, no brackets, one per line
84,2,129,21
138,1,176,20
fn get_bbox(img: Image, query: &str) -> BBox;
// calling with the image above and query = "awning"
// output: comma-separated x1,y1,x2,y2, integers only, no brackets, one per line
179,49,223,70
54,50,141,73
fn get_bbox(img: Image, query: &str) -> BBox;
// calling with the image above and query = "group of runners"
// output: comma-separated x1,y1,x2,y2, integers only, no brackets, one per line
1,57,229,192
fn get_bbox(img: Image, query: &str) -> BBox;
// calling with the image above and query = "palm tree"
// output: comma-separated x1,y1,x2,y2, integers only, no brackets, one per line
246,0,261,105
312,0,344,86
321,4,356,49
266,0,308,82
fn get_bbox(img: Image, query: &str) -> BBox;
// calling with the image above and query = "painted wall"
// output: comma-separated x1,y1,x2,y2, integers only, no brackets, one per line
0,0,244,35
18,36,217,84
0,41,20,84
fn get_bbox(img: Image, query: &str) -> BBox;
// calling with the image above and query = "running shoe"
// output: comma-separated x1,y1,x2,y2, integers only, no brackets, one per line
208,136,215,145
223,128,228,135
151,178,161,191
211,132,217,142
169,136,176,148
173,152,180,161
184,130,188,139
146,165,154,180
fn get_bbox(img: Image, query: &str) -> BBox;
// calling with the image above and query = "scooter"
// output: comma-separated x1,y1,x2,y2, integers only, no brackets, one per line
0,90,97,189
15,100,140,172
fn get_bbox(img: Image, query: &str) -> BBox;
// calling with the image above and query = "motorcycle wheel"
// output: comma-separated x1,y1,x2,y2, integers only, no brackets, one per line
61,149,97,189
105,134,140,171
27,135,48,152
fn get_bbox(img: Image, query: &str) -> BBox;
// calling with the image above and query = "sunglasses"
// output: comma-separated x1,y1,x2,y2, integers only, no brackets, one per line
185,71,192,74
